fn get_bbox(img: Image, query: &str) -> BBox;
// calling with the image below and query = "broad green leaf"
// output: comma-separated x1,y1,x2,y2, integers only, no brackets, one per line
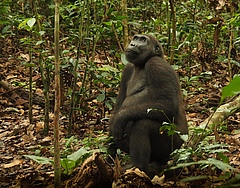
67,147,89,161
60,158,76,174
105,101,113,110
121,53,128,65
27,18,36,28
207,158,234,172
24,155,53,165
218,153,229,164
180,134,188,142
39,31,45,36
221,76,240,103
36,40,44,45
18,19,29,30
96,93,105,102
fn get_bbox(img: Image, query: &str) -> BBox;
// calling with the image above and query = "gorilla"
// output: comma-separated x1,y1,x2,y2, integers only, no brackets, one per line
109,34,188,176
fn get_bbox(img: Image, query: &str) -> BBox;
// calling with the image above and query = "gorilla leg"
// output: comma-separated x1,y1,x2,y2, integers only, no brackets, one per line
129,119,174,175
129,120,152,173
114,119,179,176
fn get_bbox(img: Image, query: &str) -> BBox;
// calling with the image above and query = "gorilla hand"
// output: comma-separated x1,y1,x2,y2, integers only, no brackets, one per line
111,112,128,141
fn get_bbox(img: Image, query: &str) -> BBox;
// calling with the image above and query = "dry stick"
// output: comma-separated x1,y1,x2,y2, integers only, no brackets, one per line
68,0,86,135
166,0,171,55
121,0,128,50
187,106,219,149
33,0,50,135
112,23,123,52
0,77,40,96
29,52,33,124
169,0,177,65
227,5,234,79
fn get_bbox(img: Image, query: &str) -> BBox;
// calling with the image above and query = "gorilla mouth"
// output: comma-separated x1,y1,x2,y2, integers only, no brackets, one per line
126,49,138,54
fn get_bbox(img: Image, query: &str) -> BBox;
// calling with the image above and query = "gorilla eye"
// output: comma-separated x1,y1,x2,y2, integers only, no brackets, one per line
139,37,146,42
133,36,138,40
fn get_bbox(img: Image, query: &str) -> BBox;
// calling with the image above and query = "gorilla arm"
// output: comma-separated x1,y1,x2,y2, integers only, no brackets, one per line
111,100,178,141
109,64,134,133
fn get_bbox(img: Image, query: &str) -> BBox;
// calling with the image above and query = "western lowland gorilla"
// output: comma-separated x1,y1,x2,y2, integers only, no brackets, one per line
109,34,188,176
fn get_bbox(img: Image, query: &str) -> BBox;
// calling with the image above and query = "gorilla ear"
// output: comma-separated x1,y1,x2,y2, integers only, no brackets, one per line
155,45,160,53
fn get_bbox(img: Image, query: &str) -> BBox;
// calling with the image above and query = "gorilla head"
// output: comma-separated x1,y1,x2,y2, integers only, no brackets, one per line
125,34,164,65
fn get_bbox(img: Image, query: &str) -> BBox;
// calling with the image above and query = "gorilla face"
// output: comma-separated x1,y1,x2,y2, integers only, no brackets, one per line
125,34,162,65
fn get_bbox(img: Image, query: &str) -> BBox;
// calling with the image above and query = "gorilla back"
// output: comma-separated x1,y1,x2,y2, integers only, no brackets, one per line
109,34,188,176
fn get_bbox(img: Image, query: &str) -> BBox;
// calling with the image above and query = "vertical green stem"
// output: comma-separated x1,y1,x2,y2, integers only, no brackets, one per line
29,45,33,124
53,0,61,187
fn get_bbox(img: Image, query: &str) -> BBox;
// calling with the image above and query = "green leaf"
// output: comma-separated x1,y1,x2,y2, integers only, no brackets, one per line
18,19,29,30
25,63,36,67
65,136,77,148
218,173,240,188
171,64,181,71
202,143,228,150
60,158,76,174
169,158,235,172
103,21,112,26
36,40,44,45
27,18,36,28
209,149,229,154
67,147,89,162
121,53,128,65
208,158,234,172
115,16,127,20
218,153,229,164
127,8,140,11
221,76,240,103
105,101,113,110
39,31,45,36
24,155,53,165
98,65,119,73
180,134,188,142
62,50,70,54
181,175,209,182
96,93,105,102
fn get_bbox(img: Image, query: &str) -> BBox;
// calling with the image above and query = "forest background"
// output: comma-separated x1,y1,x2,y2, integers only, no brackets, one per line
0,0,240,187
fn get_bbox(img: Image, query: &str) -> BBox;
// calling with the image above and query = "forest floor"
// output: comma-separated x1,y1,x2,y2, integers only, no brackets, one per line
0,36,240,188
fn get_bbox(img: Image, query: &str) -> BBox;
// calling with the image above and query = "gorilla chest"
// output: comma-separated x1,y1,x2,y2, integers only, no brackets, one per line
126,70,147,97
